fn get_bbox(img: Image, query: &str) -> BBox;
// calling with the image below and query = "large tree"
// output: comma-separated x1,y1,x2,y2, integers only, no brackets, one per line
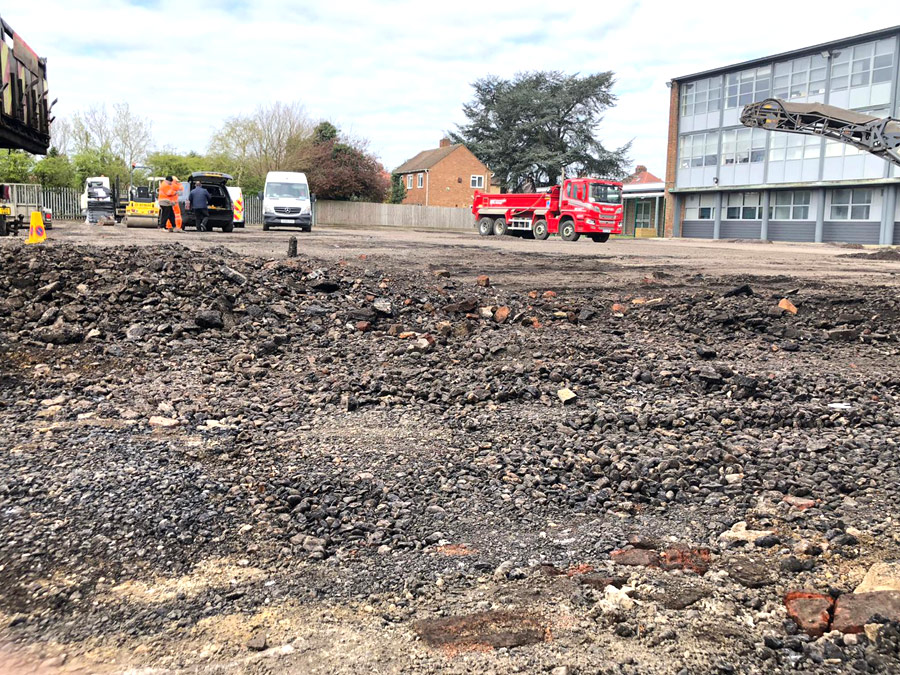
452,71,630,191
289,122,388,202
208,101,312,190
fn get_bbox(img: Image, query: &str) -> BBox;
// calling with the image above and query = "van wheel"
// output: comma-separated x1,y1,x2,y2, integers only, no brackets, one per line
477,217,494,236
221,221,234,233
533,219,549,240
262,222,270,231
493,217,508,236
560,220,580,242
303,225,312,232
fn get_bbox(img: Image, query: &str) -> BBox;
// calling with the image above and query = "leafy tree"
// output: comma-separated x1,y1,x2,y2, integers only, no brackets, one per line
72,148,129,189
389,172,407,204
289,123,388,202
33,152,76,188
112,102,153,169
208,101,312,190
0,150,35,183
145,150,207,180
452,71,630,191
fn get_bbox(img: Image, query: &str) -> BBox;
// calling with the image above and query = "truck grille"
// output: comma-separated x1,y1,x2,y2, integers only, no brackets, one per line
274,206,301,215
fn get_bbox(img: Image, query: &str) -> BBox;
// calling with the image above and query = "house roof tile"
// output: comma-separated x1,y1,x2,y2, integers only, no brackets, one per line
395,144,461,174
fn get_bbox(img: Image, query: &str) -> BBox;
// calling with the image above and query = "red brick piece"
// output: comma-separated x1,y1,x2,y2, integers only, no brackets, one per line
785,591,834,638
476,275,491,288
659,546,711,574
611,548,660,567
355,321,372,332
494,306,510,324
783,495,816,511
832,591,900,634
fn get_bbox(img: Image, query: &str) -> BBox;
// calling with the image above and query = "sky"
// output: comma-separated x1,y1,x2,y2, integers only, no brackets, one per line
9,1,900,179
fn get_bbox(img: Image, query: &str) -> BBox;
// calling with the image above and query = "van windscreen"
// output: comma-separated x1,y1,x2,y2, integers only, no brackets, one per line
266,182,309,199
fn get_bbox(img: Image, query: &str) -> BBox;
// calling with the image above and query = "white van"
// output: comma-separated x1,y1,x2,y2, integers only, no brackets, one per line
262,171,311,231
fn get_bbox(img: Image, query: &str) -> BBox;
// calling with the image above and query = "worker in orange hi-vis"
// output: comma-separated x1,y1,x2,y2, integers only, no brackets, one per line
158,176,182,231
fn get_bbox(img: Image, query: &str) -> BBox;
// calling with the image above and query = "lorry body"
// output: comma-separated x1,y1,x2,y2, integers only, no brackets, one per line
472,177,624,242
0,15,51,236
262,171,311,231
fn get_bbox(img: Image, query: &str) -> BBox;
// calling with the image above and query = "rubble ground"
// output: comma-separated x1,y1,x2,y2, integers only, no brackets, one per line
1,228,900,674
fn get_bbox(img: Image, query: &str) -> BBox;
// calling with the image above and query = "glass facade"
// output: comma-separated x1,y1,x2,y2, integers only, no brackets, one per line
676,31,899,191
673,29,899,244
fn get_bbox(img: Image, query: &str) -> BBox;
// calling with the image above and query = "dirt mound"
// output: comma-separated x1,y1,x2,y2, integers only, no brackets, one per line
843,248,900,261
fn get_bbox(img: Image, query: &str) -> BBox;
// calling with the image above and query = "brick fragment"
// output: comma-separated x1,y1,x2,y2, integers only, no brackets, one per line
784,591,834,638
832,591,900,634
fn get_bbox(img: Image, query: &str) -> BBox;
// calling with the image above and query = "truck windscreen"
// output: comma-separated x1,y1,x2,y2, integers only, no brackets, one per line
266,183,309,199
590,184,622,205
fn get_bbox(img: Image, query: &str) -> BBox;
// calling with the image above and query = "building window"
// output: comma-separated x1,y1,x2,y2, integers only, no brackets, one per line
417,173,424,189
770,191,811,220
831,39,895,92
470,175,484,189
769,133,821,161
685,194,716,220
635,201,651,227
773,54,827,102
407,175,413,189
726,192,762,219
721,128,766,165
725,66,771,109
678,131,720,168
830,188,872,220
681,76,722,117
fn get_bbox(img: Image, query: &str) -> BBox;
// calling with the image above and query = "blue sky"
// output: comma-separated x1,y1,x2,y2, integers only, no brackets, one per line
9,1,898,179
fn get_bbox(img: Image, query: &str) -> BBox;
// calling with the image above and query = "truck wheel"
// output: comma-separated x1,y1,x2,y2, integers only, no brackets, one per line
477,217,494,236
589,233,610,243
560,220,580,242
533,219,549,240
493,217,508,236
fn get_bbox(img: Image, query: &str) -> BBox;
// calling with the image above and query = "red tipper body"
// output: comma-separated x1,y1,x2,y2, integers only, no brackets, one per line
471,178,624,240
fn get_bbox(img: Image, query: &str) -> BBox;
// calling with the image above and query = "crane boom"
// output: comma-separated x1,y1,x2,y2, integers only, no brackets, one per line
741,98,900,167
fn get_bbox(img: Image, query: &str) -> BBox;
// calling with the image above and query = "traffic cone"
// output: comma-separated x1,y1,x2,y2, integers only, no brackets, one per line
24,211,46,245
173,203,183,230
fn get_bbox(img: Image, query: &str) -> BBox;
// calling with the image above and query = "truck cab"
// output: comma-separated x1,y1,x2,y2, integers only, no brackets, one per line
554,178,623,241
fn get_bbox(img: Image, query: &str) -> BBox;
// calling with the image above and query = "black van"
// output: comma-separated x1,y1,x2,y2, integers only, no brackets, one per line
180,172,235,232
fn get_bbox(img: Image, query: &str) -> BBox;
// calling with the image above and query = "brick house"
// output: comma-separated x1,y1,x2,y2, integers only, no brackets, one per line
395,138,498,208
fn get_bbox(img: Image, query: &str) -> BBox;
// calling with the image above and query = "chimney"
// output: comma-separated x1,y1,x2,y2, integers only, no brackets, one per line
635,165,647,174
439,137,452,148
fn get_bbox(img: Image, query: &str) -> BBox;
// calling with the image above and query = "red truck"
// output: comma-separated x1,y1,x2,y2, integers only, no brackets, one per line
472,177,624,242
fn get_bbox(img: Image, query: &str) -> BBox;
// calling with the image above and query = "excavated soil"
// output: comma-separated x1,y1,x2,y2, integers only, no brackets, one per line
1,226,900,674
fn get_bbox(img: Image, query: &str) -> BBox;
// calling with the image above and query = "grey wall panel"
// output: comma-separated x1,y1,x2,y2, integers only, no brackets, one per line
682,221,714,238
768,221,815,242
721,221,761,239
894,224,900,245
823,222,880,245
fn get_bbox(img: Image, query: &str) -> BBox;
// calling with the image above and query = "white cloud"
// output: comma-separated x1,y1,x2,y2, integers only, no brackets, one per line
8,0,897,180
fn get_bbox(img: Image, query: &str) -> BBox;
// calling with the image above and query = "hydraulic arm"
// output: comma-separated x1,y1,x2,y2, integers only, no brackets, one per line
741,98,900,167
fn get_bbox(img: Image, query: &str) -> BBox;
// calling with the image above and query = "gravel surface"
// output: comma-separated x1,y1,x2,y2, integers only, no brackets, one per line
1,229,900,674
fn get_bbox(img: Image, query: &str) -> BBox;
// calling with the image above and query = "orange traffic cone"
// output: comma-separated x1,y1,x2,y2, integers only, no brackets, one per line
25,211,46,245
174,203,183,230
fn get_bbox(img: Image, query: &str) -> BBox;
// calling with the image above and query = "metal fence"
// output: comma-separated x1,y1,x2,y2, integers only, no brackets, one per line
43,187,81,219
245,194,263,225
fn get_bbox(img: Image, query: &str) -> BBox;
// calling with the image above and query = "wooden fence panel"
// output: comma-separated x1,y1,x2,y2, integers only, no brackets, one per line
315,201,472,231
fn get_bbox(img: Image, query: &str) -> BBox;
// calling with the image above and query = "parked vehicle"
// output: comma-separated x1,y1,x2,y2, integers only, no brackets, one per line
472,178,624,242
226,186,245,228
180,172,235,232
262,171,311,231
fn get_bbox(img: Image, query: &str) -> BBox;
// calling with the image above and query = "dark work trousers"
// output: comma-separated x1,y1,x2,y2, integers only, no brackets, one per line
160,204,176,229
193,208,209,231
